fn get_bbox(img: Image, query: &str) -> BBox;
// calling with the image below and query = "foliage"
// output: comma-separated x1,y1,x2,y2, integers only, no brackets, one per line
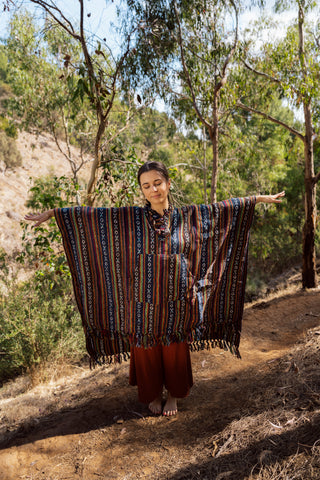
0,130,21,169
5,11,94,181
96,143,141,207
0,45,8,82
18,175,81,271
5,7,141,201
0,263,85,382
0,114,18,138
23,0,140,204
122,107,177,149
0,176,87,382
241,13,320,120
123,0,241,200
219,91,305,276
239,3,320,288
118,107,205,204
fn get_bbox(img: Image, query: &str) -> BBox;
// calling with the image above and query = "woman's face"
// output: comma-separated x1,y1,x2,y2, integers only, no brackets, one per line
139,170,171,211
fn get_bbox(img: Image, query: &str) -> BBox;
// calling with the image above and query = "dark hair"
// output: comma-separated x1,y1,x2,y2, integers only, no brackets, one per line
137,161,170,186
137,161,172,207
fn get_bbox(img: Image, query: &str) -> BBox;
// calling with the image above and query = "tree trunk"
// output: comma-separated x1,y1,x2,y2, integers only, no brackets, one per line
302,102,317,288
86,121,106,206
209,94,219,203
203,126,208,204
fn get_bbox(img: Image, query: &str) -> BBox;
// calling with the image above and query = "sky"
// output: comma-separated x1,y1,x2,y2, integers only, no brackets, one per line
0,0,121,46
0,0,302,46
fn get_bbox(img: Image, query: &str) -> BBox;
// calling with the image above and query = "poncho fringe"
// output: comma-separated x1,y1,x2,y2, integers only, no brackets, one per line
55,197,256,365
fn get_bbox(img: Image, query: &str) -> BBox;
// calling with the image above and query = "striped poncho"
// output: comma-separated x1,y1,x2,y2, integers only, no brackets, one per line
54,197,256,363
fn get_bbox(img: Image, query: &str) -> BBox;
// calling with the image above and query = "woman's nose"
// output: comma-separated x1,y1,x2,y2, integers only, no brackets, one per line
152,185,158,191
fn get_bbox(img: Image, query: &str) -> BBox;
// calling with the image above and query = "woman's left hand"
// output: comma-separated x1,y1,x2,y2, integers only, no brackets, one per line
256,191,285,204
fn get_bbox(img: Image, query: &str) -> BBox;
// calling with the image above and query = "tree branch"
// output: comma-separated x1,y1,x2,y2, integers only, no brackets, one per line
29,1,78,39
214,0,238,95
243,60,282,86
237,101,305,141
2,0,13,11
313,170,320,185
183,43,216,68
101,102,141,150
173,0,212,131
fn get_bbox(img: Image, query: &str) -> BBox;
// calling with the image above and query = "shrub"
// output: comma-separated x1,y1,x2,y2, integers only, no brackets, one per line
18,175,81,271
0,131,22,169
0,115,18,138
0,45,7,82
0,269,86,382
0,175,88,383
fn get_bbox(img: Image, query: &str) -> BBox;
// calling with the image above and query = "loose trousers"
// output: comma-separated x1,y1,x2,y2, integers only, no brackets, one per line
129,341,193,403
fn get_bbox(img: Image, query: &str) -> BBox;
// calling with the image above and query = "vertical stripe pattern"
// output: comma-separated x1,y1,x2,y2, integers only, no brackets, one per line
54,197,256,363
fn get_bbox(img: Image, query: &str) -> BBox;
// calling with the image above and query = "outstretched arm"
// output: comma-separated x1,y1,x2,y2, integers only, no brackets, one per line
24,209,55,227
256,191,285,204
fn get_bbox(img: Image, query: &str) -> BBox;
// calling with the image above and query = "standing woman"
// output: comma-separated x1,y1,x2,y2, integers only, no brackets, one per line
129,162,193,416
25,161,285,416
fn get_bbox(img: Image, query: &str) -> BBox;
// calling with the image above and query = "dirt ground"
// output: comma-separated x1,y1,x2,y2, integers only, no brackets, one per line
0,286,320,480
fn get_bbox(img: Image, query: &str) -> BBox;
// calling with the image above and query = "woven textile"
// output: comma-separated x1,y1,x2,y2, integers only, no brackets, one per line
144,204,173,237
54,196,256,363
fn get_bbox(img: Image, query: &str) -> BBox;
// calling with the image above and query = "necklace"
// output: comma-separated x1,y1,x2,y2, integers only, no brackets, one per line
144,204,173,237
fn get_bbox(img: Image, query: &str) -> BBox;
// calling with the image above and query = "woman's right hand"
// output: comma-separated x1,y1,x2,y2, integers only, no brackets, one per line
24,209,54,227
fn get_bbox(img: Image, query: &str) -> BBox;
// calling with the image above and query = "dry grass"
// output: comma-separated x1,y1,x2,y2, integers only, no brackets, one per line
203,327,320,480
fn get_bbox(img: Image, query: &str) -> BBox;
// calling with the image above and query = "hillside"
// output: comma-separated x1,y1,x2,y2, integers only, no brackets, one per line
0,286,319,479
0,130,91,256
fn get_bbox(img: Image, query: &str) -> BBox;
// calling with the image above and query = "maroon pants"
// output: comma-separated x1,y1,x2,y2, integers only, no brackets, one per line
129,341,193,403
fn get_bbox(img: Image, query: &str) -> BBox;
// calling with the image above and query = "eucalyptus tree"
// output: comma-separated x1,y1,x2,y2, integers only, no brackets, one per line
123,0,240,202
14,0,139,205
6,11,91,187
237,0,320,288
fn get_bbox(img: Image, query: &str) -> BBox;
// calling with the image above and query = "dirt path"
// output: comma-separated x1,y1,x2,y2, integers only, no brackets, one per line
1,288,320,480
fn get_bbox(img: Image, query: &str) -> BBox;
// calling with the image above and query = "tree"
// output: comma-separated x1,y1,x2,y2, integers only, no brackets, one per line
6,11,91,186
16,0,138,205
237,0,320,288
123,0,240,202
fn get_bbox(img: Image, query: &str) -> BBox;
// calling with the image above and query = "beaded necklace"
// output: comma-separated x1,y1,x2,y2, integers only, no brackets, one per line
144,203,173,237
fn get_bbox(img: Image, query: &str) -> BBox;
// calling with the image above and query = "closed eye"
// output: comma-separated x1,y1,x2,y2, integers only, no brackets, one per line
143,181,162,190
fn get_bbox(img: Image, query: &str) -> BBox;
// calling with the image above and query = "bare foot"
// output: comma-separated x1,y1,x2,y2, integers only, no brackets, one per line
163,392,177,416
148,395,162,415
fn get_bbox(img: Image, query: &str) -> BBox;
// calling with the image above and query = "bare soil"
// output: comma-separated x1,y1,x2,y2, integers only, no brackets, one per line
0,286,320,480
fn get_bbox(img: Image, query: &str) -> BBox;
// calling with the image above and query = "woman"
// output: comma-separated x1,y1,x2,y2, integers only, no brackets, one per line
25,161,285,416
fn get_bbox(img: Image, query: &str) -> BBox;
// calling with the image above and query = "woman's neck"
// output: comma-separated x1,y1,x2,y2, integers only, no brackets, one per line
150,199,169,216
